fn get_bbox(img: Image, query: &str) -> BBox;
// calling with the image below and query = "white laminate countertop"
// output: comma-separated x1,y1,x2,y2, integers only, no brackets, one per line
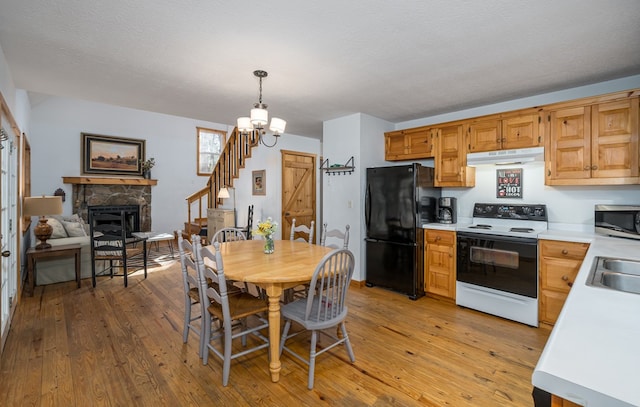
532,234,640,407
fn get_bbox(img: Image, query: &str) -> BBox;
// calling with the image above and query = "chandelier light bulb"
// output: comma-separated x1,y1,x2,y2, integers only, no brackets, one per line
250,107,268,127
237,117,253,132
269,117,286,135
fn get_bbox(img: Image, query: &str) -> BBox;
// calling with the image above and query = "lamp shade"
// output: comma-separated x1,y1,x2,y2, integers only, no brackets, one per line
269,117,286,135
237,117,253,132
217,187,230,199
250,107,268,126
23,196,63,217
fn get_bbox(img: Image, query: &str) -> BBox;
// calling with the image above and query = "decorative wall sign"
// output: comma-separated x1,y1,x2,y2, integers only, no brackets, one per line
82,133,145,176
496,168,522,198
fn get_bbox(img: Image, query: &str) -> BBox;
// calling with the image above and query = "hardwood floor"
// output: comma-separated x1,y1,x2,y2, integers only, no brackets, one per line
0,253,550,406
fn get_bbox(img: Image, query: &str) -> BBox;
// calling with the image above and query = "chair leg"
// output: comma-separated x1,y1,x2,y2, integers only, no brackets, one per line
143,244,148,279
279,320,292,356
91,258,97,287
183,298,191,344
202,313,211,366
341,322,356,362
241,319,247,347
123,256,128,287
222,320,233,386
308,330,318,390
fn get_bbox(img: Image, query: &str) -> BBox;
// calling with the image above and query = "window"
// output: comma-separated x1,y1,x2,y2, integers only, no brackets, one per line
197,127,226,176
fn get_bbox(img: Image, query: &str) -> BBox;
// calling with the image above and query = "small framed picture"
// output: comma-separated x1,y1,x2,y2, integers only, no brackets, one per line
252,170,266,195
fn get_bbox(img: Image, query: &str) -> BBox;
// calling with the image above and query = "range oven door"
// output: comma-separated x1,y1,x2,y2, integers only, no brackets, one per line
456,232,538,298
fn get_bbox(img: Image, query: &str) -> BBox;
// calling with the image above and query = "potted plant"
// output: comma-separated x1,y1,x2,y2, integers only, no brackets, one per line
140,157,155,179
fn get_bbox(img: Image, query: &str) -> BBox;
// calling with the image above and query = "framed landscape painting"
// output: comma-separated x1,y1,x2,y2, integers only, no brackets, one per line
82,133,145,176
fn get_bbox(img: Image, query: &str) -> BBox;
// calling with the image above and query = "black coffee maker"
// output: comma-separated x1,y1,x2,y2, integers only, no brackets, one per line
437,197,457,224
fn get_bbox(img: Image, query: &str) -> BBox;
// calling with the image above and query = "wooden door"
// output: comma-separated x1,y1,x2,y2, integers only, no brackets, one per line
548,106,591,181
502,114,541,150
424,230,456,299
591,98,639,179
467,119,501,152
281,150,316,242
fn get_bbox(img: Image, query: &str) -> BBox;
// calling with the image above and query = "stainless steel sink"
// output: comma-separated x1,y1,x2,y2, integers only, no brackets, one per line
587,257,640,295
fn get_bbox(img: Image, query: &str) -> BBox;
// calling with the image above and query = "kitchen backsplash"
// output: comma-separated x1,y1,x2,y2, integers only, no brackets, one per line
442,161,640,230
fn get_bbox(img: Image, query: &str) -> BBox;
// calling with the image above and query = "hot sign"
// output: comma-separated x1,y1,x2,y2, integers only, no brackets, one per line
496,168,522,198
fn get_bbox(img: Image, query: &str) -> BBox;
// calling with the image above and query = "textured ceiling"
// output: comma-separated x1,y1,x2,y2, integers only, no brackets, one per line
1,0,639,139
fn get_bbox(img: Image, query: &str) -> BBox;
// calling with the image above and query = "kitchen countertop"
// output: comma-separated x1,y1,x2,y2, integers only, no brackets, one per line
422,223,640,405
532,234,640,407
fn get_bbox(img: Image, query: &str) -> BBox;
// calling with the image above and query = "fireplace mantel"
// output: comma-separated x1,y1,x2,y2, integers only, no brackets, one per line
63,176,157,186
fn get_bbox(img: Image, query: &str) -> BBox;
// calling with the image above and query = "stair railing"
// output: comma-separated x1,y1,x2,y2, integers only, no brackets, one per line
184,127,260,238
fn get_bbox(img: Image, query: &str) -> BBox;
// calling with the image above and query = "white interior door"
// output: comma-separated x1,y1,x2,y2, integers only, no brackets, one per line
0,124,17,351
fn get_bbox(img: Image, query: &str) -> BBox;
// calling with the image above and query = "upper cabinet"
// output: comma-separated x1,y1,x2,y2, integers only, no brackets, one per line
467,114,542,153
546,97,639,185
384,126,434,161
434,125,475,187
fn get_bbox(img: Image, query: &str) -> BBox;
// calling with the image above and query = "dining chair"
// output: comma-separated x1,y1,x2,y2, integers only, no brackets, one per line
211,227,246,243
195,239,270,386
320,223,350,249
290,218,315,244
177,231,205,358
89,209,147,287
279,249,356,389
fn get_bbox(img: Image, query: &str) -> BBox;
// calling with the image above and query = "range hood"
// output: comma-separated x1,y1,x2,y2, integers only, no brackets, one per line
467,146,544,166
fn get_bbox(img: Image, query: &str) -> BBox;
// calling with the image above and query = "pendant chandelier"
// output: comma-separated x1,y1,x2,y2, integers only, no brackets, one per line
237,70,286,148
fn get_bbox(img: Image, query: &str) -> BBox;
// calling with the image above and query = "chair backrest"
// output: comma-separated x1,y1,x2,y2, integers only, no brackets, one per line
90,210,128,256
194,240,232,322
246,205,254,239
320,223,350,249
211,227,246,244
303,249,355,328
177,230,199,299
290,218,315,244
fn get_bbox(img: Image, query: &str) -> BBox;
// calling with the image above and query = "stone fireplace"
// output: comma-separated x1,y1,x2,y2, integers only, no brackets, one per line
63,177,156,231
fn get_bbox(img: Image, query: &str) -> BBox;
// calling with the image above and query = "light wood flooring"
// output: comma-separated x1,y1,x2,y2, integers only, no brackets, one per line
0,250,550,406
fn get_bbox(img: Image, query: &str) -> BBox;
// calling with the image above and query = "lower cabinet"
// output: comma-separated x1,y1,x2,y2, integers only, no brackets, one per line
207,208,235,243
424,229,456,300
539,239,590,326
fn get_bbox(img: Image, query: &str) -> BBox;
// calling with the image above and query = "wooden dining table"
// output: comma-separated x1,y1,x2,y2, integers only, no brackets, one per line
212,239,334,382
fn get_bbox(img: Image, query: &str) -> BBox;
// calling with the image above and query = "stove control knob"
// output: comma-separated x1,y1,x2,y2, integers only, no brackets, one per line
534,208,544,217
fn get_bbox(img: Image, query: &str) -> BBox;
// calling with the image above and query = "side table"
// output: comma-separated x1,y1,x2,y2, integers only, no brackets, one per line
26,243,82,296
131,232,175,258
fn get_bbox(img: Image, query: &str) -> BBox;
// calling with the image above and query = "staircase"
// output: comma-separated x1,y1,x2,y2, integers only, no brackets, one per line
184,127,260,239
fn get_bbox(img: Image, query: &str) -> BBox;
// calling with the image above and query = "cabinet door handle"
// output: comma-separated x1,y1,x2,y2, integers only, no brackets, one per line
562,249,568,255
435,236,441,241
591,165,598,170
561,275,569,281
584,165,590,170
1,250,10,257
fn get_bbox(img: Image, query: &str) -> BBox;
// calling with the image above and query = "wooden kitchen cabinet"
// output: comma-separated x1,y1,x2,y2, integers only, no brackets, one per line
433,125,475,187
546,97,639,185
539,239,590,326
467,114,542,153
207,208,235,243
424,229,456,300
384,126,434,160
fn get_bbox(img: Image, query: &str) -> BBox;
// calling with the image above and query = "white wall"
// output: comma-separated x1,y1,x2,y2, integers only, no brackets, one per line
28,95,321,236
322,113,394,282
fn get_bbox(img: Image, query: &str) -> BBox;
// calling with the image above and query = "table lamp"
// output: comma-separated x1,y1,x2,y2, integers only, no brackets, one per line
217,186,237,226
24,195,63,250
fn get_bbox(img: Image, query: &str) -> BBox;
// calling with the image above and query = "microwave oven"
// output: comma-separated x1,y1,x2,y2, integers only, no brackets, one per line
594,204,640,240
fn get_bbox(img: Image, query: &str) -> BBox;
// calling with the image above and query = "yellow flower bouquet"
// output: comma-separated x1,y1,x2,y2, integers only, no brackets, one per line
254,217,278,253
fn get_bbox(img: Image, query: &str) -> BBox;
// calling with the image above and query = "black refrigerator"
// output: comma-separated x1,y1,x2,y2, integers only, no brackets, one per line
364,164,440,299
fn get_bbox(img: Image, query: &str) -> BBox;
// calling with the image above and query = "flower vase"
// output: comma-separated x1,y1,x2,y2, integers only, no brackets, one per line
264,235,275,254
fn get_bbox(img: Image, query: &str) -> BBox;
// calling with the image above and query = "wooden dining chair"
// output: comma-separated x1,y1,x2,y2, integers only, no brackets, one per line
279,249,356,389
211,227,246,243
195,239,270,386
176,231,205,358
290,219,315,244
320,223,350,249
89,209,147,287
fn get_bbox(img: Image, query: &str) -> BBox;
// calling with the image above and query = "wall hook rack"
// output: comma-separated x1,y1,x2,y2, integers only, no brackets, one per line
320,156,355,176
